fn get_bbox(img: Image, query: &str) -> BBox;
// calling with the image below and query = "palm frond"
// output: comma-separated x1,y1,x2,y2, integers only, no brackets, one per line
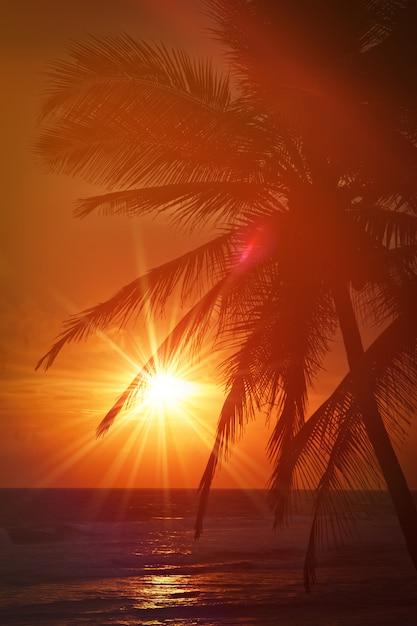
270,299,417,511
268,304,417,588
302,403,379,592
73,181,280,232
264,282,337,458
352,201,417,248
40,35,232,118
268,372,380,591
195,372,250,539
36,35,282,194
208,0,417,203
95,369,143,438
196,276,337,538
352,251,417,334
35,230,237,370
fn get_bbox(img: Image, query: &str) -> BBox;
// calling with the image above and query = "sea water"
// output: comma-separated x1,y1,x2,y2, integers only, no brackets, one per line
0,488,416,625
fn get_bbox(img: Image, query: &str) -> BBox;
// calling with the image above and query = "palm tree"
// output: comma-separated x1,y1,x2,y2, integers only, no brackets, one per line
207,0,417,590
35,1,417,589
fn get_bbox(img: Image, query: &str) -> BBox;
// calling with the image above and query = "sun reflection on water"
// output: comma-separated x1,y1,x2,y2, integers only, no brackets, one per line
132,573,200,610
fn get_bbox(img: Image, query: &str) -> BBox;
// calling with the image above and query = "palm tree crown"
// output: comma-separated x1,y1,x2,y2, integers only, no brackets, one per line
36,1,417,590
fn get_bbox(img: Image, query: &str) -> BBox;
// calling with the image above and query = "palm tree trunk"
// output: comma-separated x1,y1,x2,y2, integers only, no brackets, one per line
332,281,417,571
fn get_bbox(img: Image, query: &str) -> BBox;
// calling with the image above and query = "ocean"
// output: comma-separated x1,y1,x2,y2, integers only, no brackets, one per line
0,488,416,625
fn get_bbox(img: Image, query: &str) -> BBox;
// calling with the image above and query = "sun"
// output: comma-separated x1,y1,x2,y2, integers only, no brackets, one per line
145,372,195,411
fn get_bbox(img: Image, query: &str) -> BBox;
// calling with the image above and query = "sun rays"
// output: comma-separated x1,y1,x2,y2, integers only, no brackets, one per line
33,249,270,493
34,343,269,493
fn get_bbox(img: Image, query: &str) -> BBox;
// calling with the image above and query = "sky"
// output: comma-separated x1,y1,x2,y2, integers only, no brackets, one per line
0,0,273,490
1,0,417,491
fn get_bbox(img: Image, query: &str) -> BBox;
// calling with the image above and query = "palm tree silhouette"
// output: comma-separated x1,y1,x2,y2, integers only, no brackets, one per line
36,1,417,589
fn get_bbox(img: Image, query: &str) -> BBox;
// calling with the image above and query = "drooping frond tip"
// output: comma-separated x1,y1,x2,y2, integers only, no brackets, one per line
96,371,143,438
195,375,248,538
195,444,219,539
35,277,143,371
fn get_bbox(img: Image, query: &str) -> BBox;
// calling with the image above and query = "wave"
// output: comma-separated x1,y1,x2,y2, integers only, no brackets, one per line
6,524,90,545
1,519,416,626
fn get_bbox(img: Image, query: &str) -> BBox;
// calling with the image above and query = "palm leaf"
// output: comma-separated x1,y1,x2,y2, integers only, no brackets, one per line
35,230,237,370
352,201,417,247
40,35,232,118
73,181,281,232
195,372,251,538
302,401,379,592
36,35,286,195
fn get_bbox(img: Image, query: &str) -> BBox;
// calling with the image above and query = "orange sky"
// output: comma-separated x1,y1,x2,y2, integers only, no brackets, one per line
1,0,416,491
